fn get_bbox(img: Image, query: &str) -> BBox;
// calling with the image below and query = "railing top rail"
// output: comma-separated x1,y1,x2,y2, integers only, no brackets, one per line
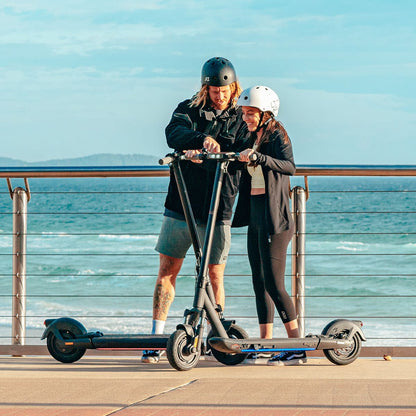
0,166,170,178
0,165,415,178
295,165,416,177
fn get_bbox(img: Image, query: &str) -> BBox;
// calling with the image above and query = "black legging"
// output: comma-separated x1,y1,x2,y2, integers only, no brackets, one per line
247,194,296,324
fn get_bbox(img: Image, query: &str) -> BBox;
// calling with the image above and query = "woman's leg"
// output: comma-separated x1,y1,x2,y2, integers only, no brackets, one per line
261,226,299,338
247,196,275,335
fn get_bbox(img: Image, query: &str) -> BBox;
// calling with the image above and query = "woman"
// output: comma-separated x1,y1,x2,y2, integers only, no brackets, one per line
233,85,306,366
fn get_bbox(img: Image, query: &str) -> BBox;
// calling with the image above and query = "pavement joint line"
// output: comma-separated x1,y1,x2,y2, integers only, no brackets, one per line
104,378,199,415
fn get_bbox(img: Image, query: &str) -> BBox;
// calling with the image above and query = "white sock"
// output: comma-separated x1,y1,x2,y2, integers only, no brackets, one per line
152,319,165,335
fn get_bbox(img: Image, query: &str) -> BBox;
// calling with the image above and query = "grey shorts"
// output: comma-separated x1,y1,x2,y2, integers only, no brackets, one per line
155,216,231,264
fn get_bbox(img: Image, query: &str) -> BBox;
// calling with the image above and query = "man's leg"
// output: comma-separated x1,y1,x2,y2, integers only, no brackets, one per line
208,263,226,311
141,254,183,364
152,216,190,328
153,253,184,323
205,223,230,312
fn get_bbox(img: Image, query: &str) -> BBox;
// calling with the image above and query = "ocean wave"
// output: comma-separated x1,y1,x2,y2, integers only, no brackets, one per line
0,238,11,248
336,242,368,251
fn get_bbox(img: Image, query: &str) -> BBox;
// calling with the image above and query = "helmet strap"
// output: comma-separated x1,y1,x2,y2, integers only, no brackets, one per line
255,112,272,133
255,112,265,133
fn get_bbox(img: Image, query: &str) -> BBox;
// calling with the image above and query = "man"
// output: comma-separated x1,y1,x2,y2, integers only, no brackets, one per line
142,57,248,363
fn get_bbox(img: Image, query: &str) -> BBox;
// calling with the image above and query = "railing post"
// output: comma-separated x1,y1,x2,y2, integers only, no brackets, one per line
11,184,29,350
291,184,307,337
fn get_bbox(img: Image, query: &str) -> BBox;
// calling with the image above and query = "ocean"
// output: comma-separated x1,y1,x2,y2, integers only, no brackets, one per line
0,175,415,347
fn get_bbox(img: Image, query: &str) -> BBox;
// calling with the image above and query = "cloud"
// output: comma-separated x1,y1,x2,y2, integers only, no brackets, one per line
0,19,164,56
1,0,164,15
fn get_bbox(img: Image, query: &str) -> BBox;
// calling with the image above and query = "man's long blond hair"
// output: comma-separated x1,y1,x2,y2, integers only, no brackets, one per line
189,81,243,109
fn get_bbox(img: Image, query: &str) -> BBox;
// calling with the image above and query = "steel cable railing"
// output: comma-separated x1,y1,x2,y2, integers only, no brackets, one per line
0,167,415,353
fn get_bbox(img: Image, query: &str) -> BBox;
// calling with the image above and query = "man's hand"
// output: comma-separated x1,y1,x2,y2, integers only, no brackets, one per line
203,136,221,153
184,149,203,163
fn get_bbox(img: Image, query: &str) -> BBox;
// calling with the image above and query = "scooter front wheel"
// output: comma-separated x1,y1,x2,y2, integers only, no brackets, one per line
321,320,362,365
208,324,249,366
47,323,87,363
167,329,201,371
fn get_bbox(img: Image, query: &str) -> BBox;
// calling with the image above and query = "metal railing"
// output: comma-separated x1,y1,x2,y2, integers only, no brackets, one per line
0,165,415,356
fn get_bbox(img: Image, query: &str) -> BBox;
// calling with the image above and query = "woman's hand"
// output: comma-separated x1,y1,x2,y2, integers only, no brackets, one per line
238,148,255,162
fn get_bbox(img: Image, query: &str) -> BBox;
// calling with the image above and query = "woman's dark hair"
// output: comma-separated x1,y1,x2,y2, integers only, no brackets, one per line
251,112,290,148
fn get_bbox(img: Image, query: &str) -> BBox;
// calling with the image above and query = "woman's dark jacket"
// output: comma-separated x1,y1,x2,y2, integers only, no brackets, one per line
164,99,249,224
232,128,296,235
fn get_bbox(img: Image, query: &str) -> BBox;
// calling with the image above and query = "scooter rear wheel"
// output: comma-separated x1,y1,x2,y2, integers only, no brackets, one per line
47,321,87,363
321,320,362,365
208,324,249,366
167,329,201,371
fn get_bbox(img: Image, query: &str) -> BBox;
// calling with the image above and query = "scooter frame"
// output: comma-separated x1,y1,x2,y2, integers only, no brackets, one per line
163,152,251,370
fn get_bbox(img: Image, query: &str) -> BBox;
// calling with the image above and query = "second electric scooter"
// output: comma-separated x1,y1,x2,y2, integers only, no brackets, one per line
162,152,366,370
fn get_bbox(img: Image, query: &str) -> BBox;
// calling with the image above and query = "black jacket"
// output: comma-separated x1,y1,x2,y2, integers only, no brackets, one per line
164,99,249,224
232,128,296,234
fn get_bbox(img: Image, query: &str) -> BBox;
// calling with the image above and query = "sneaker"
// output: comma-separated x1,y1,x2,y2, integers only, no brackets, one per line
267,351,307,366
141,350,164,364
243,352,273,365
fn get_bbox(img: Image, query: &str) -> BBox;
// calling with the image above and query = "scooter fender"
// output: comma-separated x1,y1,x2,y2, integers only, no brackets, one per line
318,319,366,350
350,320,367,342
328,319,366,342
41,317,87,341
175,323,195,338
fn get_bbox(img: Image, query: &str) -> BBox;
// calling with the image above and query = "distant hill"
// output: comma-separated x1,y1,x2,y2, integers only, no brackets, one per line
0,153,159,166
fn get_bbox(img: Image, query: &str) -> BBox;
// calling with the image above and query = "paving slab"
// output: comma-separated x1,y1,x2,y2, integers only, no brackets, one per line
0,355,415,415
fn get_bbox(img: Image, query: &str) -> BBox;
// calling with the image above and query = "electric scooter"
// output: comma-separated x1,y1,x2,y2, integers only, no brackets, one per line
161,152,366,370
40,150,224,363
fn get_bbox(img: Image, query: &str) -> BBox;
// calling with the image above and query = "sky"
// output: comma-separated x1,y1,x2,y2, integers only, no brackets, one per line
0,0,415,165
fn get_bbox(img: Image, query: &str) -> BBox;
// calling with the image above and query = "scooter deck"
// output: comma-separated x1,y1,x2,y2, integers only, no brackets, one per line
208,335,351,354
90,333,170,349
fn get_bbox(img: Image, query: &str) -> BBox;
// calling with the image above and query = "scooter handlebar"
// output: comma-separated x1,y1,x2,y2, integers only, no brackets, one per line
159,151,257,165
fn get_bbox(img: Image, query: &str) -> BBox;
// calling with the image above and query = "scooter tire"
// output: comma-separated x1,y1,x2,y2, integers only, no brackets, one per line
46,322,87,363
167,329,201,371
321,320,362,365
208,324,249,366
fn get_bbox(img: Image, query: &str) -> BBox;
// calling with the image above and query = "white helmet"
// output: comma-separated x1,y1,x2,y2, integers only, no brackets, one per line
237,85,280,116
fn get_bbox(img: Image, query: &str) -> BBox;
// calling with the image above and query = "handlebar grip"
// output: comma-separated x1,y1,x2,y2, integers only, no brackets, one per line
250,153,258,162
158,155,175,165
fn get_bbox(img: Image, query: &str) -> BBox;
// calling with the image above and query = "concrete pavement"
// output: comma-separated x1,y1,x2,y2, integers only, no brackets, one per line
0,355,415,415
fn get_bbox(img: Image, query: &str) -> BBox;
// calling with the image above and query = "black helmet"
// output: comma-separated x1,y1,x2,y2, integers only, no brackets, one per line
201,57,237,86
